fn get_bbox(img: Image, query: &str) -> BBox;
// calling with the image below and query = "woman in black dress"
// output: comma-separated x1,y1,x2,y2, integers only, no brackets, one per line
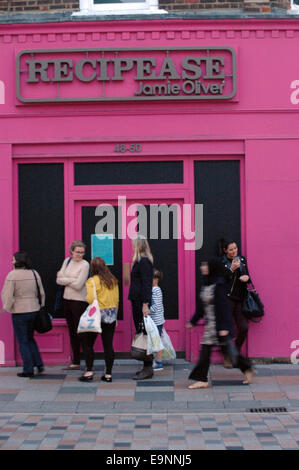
128,238,154,380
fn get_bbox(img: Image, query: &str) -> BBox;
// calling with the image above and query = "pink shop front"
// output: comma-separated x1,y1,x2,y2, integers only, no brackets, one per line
0,18,298,367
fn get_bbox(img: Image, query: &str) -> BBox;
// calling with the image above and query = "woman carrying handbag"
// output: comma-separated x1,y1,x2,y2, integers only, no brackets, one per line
1,252,45,377
56,241,90,370
219,239,251,356
79,257,119,382
128,237,154,381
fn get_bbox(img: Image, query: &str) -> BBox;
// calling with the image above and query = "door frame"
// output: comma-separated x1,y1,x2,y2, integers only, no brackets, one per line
73,192,189,353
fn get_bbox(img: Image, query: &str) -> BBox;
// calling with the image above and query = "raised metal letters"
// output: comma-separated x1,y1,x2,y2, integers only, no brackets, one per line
17,47,236,103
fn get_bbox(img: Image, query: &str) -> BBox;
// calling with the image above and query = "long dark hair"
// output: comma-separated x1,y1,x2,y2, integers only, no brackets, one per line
218,238,238,256
13,251,32,269
90,257,118,290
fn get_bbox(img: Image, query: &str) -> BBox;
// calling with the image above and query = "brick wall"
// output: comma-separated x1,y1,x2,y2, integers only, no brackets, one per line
159,0,244,11
0,0,290,14
0,0,79,13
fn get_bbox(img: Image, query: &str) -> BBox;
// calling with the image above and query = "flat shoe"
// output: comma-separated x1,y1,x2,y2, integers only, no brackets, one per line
101,375,112,383
69,364,81,370
79,375,94,382
17,372,34,378
223,358,233,369
188,382,209,389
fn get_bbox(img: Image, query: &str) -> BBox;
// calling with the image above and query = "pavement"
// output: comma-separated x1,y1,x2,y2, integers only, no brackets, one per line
0,359,299,450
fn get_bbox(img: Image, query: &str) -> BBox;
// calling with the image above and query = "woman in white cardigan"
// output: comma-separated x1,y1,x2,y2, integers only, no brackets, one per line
56,241,90,369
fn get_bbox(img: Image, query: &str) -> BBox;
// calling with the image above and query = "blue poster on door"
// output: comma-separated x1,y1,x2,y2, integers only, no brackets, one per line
91,234,114,266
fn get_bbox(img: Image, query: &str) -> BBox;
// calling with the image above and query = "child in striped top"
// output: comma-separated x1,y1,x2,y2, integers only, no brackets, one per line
149,269,165,371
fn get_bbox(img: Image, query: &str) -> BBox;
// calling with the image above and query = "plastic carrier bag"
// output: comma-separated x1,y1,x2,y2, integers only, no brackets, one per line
143,316,164,355
161,328,176,360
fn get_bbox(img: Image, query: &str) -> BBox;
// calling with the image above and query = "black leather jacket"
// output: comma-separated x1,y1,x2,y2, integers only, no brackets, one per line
222,255,250,302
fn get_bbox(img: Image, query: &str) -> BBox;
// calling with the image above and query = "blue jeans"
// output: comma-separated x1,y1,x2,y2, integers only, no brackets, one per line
156,324,163,337
12,312,43,374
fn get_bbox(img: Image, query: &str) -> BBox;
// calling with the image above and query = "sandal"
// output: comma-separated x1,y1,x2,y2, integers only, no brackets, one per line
101,375,112,383
188,381,209,389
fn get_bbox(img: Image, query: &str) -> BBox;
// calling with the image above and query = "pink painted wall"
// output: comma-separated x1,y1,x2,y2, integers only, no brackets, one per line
0,145,16,366
0,19,299,364
246,139,299,358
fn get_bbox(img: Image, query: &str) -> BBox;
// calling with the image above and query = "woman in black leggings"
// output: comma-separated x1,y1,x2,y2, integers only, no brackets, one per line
79,257,119,382
220,239,250,354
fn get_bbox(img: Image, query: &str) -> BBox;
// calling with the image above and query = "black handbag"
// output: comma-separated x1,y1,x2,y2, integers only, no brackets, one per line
242,283,264,322
54,257,71,314
32,270,53,334
131,323,153,362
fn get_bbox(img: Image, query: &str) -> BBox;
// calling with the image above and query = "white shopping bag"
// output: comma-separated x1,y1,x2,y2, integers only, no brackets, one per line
77,279,102,334
143,316,164,355
161,328,176,360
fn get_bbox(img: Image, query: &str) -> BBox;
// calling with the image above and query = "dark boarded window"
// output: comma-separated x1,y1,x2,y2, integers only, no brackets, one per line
74,161,183,185
194,160,241,308
82,206,123,320
139,205,179,320
18,163,65,317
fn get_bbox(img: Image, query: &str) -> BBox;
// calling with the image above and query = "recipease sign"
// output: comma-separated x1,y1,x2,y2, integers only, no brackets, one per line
16,47,236,103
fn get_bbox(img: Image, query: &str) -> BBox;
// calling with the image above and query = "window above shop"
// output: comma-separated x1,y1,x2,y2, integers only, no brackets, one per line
73,0,167,15
289,0,299,13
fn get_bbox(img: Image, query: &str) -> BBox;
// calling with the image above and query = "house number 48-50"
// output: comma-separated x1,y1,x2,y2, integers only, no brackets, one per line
114,144,142,153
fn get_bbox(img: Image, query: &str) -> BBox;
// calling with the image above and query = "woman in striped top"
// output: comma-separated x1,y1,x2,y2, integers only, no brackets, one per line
149,269,165,371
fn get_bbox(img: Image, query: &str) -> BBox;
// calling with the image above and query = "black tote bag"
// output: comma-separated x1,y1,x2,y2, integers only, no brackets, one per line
32,270,53,334
242,283,264,322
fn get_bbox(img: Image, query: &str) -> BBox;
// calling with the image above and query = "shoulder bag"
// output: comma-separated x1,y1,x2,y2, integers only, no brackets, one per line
54,257,71,314
77,278,102,334
32,270,53,334
242,282,264,322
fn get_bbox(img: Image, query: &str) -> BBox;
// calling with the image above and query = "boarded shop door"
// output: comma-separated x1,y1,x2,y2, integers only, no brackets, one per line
77,198,185,354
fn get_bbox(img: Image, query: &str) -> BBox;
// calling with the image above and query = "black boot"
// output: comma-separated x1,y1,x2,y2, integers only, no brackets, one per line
133,366,153,381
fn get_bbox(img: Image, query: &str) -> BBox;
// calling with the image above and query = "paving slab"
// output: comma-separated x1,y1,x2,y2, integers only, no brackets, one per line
0,360,299,449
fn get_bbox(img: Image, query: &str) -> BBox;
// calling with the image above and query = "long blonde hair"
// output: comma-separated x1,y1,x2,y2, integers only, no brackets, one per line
132,238,154,265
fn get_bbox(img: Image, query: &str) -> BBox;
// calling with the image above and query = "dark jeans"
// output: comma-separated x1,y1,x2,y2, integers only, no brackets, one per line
156,324,163,337
12,312,43,374
131,300,153,368
63,299,88,365
230,299,249,352
189,336,252,383
81,322,116,373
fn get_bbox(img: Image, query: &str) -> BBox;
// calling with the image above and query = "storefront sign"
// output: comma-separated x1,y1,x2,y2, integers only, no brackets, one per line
16,47,236,103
